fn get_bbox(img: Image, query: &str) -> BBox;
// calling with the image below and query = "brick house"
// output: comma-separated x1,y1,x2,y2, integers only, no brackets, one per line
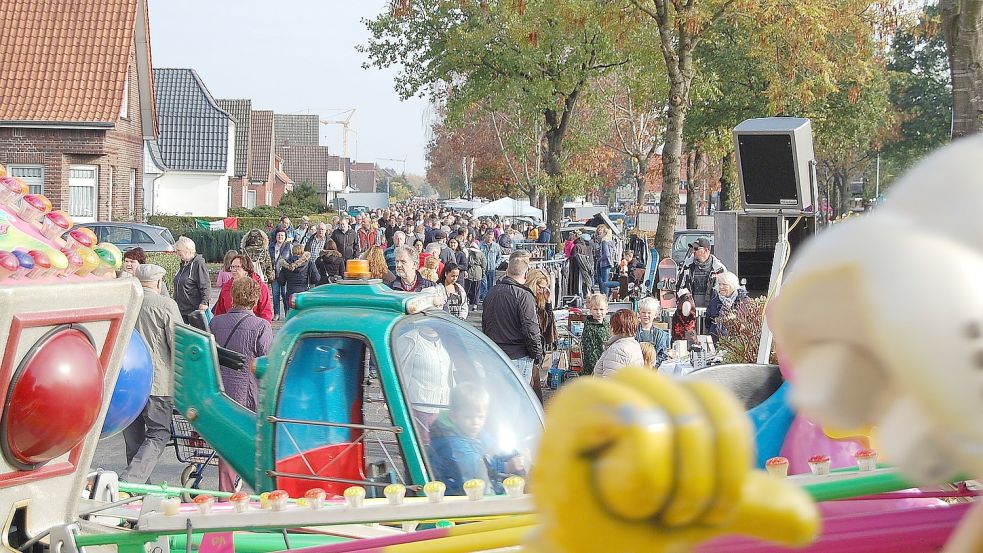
219,102,293,209
350,162,377,192
0,0,157,223
216,99,251,208
276,144,352,207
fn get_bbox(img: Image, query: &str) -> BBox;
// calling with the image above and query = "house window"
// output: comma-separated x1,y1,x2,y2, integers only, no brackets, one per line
266,191,272,205
246,190,257,208
128,170,136,219
8,166,44,195
120,70,130,119
68,166,98,220
227,186,233,208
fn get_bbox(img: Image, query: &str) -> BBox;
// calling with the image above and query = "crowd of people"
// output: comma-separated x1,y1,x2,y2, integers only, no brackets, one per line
111,198,753,491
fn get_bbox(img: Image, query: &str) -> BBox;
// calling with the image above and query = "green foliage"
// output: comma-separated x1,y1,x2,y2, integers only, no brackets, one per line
879,6,952,187
361,0,633,220
148,214,337,240
175,230,247,263
278,182,326,213
390,179,414,202
145,252,180,284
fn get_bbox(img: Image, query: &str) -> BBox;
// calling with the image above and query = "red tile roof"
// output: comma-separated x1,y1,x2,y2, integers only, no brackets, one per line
0,0,139,124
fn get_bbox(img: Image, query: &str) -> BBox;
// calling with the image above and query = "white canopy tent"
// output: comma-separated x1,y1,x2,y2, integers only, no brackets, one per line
472,196,543,219
443,199,485,211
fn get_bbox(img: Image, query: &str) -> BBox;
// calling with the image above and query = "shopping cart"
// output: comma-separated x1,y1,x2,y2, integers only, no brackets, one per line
170,409,239,500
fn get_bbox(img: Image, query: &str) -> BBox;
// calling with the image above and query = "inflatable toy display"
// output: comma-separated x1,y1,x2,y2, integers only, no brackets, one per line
0,184,143,540
770,134,983,550
100,331,154,438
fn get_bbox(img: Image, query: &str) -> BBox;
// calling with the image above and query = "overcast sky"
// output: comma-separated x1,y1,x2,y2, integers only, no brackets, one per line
147,0,430,175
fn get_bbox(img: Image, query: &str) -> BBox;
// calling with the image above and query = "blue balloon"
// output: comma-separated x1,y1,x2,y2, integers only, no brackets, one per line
100,331,154,439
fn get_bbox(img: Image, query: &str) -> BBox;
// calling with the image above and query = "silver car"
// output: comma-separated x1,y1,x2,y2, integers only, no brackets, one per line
75,222,176,253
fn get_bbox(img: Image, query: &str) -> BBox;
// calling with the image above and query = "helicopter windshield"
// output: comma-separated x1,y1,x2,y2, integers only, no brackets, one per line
392,314,543,497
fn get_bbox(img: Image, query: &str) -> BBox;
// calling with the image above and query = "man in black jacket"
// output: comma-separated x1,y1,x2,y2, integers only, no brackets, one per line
331,217,359,262
481,251,543,386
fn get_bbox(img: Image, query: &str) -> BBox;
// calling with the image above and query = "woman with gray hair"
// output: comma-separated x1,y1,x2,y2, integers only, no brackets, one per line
706,271,748,342
172,236,212,324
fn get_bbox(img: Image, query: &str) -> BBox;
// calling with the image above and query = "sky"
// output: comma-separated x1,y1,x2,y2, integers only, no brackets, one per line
147,0,431,175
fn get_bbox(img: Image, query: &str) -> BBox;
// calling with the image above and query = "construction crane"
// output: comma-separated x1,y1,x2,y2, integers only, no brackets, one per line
319,109,356,159
378,157,407,175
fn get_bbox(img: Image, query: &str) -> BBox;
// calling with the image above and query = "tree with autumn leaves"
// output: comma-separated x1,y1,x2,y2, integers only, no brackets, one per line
365,0,946,252
361,0,632,232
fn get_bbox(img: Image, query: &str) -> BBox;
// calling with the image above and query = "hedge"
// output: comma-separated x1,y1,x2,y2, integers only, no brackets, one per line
169,229,248,263
145,251,181,284
148,214,338,236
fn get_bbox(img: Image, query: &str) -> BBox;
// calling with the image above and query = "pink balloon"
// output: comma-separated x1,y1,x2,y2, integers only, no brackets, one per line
779,415,866,474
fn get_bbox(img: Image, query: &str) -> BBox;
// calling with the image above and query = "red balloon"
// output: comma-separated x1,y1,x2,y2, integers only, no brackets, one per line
4,327,103,468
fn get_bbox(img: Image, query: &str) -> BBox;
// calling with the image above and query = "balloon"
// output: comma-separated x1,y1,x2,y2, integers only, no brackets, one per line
100,331,153,439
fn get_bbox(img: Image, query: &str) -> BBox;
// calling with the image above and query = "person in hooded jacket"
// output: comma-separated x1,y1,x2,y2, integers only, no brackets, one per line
315,240,345,285
277,243,314,310
172,236,211,324
240,228,274,283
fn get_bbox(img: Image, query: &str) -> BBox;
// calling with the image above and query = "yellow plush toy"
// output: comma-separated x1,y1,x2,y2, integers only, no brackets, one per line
526,367,819,553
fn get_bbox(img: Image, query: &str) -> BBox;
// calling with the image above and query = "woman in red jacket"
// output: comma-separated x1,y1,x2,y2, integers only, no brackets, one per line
212,254,273,322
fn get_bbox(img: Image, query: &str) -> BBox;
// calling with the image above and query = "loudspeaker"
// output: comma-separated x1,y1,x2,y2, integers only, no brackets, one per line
734,117,816,214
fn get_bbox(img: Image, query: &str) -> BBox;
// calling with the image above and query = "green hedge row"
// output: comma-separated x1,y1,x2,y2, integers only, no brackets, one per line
148,214,338,234
145,251,181,284
171,230,247,263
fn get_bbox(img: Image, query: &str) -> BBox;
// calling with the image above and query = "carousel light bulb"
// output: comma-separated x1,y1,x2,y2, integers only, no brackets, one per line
193,494,215,515
230,491,250,513
384,483,406,505
463,479,486,501
344,486,366,508
424,481,446,503
161,497,181,516
268,490,290,511
305,488,327,510
503,475,526,498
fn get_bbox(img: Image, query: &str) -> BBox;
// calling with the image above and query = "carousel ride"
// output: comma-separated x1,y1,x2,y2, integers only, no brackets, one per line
1,131,982,553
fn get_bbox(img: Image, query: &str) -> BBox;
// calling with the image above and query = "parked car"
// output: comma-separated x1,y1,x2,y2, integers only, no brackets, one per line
75,222,176,253
671,229,714,265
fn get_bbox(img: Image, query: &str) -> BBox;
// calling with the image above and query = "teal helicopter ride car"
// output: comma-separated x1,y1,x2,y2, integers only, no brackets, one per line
172,268,544,499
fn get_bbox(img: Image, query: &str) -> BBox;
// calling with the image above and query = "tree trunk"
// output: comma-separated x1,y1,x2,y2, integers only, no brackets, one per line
719,152,740,211
941,0,983,137
543,134,564,242
654,79,687,260
685,150,699,228
835,170,851,218
634,156,648,229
